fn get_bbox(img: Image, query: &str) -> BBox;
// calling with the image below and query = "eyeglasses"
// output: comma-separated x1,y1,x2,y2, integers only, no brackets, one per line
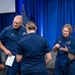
13,21,21,25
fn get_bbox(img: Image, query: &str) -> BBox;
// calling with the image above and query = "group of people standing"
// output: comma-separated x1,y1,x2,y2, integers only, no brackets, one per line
0,15,75,75
0,15,52,75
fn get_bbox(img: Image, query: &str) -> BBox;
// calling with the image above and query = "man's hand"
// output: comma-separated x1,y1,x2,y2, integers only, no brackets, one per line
0,41,12,56
0,64,4,70
4,49,12,56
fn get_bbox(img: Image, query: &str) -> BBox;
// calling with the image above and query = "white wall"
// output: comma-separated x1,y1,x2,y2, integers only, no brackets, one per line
0,0,16,14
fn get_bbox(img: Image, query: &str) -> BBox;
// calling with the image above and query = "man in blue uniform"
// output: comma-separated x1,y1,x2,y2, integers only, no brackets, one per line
16,21,52,75
68,38,75,75
53,24,73,75
0,15,27,75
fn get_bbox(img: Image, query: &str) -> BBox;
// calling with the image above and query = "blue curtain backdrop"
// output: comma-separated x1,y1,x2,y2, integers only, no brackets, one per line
0,0,75,48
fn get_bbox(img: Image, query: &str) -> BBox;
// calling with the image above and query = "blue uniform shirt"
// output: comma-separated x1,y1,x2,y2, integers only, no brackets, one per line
0,25,27,62
17,33,51,73
68,38,75,75
68,38,75,54
55,36,73,66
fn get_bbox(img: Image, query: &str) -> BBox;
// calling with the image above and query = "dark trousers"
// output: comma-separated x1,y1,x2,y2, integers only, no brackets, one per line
21,72,48,75
54,62,69,75
69,60,75,75
6,62,21,75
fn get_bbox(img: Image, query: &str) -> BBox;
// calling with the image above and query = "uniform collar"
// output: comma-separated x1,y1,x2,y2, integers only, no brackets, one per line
10,25,23,30
62,35,71,40
28,33,36,35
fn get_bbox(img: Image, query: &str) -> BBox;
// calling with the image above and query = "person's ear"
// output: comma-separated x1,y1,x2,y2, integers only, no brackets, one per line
35,27,37,31
21,22,23,25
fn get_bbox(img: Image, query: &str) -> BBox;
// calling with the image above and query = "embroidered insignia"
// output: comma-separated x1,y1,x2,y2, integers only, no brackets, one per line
22,32,27,35
59,41,61,43
11,34,14,35
66,41,71,44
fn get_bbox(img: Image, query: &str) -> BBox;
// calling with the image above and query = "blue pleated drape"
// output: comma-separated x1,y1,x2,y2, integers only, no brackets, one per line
0,0,75,47
22,0,75,47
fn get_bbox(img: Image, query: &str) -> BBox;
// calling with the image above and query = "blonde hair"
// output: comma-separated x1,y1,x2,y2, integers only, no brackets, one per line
26,21,36,30
62,24,72,35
